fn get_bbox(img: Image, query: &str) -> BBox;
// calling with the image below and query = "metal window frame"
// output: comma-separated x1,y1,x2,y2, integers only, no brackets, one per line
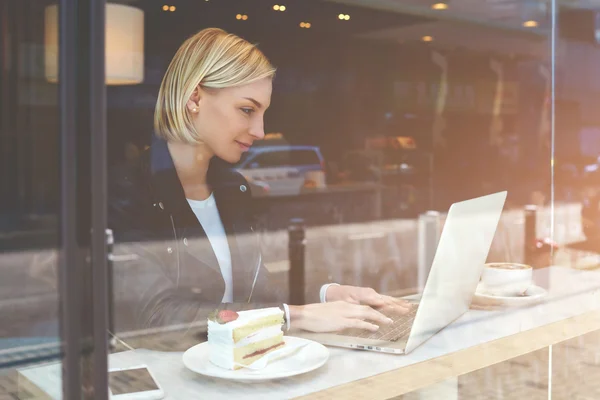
58,0,108,398
90,0,109,397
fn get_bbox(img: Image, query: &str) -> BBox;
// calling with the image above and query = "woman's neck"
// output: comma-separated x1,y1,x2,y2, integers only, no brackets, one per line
167,141,214,201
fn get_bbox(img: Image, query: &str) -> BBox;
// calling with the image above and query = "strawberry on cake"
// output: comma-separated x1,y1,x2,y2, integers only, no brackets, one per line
207,307,285,370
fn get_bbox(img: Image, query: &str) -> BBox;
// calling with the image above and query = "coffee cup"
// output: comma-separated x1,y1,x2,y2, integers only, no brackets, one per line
479,263,533,297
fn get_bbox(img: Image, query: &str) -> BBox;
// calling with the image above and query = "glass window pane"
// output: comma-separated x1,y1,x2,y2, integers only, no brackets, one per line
552,3,600,400
97,0,600,399
0,0,62,398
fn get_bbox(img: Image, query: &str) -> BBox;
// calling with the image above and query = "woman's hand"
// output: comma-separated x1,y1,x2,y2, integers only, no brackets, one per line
326,285,413,315
288,301,394,333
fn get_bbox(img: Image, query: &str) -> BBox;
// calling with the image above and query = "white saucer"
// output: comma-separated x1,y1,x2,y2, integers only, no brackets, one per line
182,336,329,382
471,284,548,310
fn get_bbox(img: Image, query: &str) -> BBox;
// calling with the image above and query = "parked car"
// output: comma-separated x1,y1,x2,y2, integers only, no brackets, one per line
235,145,325,196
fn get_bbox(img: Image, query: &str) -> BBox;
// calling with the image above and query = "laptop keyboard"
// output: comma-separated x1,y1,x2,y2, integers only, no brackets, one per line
336,302,419,342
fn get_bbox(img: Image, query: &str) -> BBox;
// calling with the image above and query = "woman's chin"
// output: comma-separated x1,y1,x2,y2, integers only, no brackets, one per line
216,151,242,164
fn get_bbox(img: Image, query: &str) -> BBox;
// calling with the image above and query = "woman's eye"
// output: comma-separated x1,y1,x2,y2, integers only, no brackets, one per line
241,108,254,115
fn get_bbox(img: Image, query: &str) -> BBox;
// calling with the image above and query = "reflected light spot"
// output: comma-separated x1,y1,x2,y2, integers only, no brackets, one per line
523,20,538,28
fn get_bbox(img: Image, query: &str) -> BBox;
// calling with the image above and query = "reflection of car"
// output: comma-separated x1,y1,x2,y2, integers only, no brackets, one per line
235,145,325,196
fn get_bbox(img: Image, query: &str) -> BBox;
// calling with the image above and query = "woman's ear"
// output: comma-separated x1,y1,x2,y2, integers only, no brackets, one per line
186,85,201,113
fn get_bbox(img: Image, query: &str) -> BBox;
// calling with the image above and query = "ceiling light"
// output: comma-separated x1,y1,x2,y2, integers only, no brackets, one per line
273,5,280,10
338,13,350,20
300,21,311,28
236,14,242,20
338,13,344,20
306,22,311,28
422,35,433,42
431,3,448,10
162,5,169,11
169,5,175,11
45,3,145,85
523,20,538,28
242,14,248,20
280,5,286,11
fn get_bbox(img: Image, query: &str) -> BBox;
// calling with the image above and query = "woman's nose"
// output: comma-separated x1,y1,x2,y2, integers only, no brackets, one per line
249,120,265,140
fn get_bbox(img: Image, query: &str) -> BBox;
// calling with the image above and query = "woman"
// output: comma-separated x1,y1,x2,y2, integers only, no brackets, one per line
109,28,410,338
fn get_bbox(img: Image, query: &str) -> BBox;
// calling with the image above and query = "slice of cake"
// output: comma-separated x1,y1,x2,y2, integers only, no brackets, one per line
207,307,285,370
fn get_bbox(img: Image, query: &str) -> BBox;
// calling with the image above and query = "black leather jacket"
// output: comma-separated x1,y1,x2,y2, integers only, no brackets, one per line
108,137,281,336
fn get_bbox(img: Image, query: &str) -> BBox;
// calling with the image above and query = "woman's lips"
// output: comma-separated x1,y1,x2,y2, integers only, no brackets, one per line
236,141,251,151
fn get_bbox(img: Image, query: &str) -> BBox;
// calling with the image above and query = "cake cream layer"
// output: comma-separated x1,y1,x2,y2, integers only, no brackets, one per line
231,314,284,343
209,325,282,347
217,307,283,329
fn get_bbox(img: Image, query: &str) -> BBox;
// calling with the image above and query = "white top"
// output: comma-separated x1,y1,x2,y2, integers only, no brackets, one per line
187,194,233,303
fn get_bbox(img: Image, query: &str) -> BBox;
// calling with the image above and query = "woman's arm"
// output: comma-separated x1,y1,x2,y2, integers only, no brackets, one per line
109,162,407,338
113,237,412,340
112,237,287,334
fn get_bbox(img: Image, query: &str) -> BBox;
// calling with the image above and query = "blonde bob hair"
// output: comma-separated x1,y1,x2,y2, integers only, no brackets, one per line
154,28,276,144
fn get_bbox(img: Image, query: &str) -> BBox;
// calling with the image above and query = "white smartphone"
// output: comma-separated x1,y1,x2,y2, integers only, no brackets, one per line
108,364,165,400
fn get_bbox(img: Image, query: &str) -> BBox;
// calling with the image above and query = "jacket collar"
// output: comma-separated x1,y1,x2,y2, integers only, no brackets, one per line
148,136,255,302
150,136,238,188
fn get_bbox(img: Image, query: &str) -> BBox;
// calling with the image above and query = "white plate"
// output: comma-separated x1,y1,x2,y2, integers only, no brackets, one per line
471,284,548,310
182,336,329,382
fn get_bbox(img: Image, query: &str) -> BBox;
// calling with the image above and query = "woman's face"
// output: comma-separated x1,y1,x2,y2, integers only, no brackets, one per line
187,77,272,163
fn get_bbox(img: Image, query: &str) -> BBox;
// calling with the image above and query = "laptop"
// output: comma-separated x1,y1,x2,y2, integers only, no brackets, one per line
297,191,507,354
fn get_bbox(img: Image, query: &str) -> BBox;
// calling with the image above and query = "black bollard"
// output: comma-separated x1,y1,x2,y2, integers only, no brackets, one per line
288,218,306,305
524,205,537,266
106,229,116,349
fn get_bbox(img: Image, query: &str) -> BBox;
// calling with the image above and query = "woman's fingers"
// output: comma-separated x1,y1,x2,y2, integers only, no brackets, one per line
341,303,392,325
343,318,380,332
355,288,413,314
373,296,413,315
359,288,386,306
